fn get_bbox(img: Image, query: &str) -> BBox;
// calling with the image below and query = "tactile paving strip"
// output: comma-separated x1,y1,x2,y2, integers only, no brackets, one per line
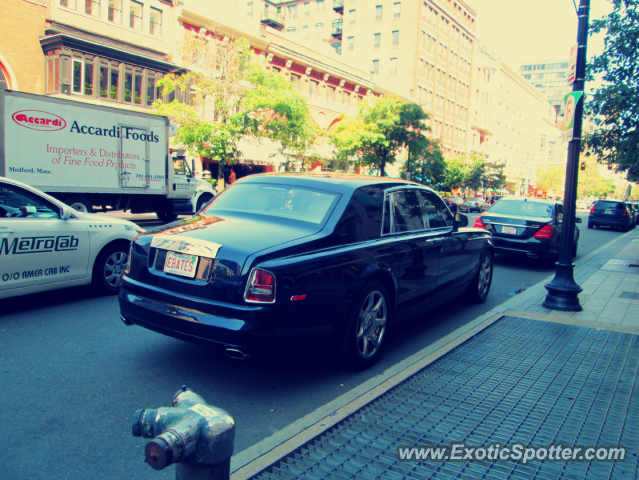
250,316,639,480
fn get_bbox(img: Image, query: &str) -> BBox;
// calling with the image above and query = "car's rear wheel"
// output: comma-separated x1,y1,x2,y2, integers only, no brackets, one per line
92,243,129,295
465,252,493,303
341,282,389,369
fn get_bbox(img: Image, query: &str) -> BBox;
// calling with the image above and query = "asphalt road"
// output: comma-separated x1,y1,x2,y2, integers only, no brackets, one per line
0,211,624,479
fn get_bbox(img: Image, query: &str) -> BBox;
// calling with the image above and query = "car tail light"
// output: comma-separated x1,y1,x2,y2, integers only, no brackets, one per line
473,217,486,229
590,206,595,214
245,268,276,303
533,225,554,239
623,209,628,216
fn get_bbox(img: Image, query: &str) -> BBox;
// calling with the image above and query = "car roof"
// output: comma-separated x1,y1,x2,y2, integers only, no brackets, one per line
497,196,556,204
235,172,437,194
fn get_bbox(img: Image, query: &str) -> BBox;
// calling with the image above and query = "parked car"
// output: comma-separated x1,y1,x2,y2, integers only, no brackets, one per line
119,174,494,369
473,196,580,260
468,198,490,213
0,176,142,299
444,197,469,213
588,200,634,231
576,200,588,211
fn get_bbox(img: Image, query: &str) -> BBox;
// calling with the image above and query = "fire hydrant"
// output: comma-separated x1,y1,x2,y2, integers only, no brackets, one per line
132,386,235,480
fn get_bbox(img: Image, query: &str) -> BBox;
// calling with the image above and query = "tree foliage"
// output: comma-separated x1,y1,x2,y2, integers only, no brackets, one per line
153,34,320,185
586,0,639,181
535,165,565,194
400,141,446,187
329,96,436,176
577,163,615,198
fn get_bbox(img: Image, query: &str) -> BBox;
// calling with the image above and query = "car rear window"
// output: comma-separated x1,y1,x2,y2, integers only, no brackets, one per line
203,183,340,224
596,201,623,210
488,200,553,218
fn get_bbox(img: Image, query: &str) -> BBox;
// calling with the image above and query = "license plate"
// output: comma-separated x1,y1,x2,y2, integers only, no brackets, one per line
605,209,613,215
164,251,199,278
502,226,517,234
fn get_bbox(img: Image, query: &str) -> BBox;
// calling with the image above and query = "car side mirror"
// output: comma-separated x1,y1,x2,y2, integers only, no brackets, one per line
454,212,469,230
60,207,72,220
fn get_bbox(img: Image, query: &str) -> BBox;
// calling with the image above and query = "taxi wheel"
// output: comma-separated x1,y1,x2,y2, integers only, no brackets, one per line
92,243,129,295
66,196,93,214
340,281,389,370
465,251,493,304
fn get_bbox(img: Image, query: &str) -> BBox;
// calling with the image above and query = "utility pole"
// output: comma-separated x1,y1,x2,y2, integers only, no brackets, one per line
543,0,590,311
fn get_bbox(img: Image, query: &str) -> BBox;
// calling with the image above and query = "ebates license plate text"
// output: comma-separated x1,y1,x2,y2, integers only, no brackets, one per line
502,226,517,234
164,251,199,278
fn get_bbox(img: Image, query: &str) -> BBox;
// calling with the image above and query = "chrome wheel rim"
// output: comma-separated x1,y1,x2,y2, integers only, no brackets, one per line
478,256,492,298
70,202,88,213
356,290,387,359
104,251,128,288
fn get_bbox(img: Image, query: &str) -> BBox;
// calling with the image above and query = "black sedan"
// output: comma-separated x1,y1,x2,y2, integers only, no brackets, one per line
473,197,580,260
119,174,493,369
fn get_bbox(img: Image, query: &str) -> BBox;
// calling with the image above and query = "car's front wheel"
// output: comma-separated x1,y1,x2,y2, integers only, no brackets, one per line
465,252,493,303
92,243,129,294
341,282,389,369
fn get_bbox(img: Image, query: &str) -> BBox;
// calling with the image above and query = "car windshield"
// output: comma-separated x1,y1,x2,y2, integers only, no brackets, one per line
202,183,340,224
488,200,553,218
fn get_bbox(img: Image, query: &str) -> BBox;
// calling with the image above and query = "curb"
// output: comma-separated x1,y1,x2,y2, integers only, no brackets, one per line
230,227,639,479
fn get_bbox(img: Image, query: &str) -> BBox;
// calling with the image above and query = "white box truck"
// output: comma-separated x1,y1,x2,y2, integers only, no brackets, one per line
0,88,215,222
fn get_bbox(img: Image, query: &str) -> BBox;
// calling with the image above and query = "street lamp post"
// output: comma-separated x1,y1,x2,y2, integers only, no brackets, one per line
543,0,590,311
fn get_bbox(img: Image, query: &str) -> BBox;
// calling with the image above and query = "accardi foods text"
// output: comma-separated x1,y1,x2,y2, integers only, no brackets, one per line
69,121,161,143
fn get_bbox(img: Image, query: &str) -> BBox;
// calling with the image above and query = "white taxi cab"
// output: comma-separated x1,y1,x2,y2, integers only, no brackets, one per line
0,177,142,299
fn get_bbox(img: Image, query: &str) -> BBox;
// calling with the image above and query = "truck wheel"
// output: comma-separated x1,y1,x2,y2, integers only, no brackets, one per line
340,281,389,370
92,243,129,295
156,211,178,223
66,196,93,214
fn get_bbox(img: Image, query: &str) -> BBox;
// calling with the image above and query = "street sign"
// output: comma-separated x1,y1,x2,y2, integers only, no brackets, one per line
562,91,584,142
567,43,578,85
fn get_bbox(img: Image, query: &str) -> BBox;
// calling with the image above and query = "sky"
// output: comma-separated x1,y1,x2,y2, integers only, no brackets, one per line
468,0,614,72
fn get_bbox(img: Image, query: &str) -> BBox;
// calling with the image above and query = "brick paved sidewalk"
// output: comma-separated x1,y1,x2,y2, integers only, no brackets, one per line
231,228,639,480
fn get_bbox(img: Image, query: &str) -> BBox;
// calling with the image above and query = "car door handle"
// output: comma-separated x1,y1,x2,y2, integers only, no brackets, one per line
0,228,14,236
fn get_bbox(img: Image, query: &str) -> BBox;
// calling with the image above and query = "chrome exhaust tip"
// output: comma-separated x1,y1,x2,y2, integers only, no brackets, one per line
225,348,248,360
120,315,133,326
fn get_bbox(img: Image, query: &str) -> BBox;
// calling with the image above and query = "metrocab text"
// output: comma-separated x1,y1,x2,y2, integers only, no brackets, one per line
69,121,160,143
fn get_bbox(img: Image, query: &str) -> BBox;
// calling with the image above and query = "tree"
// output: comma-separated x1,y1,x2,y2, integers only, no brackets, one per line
464,154,486,192
330,96,434,176
442,156,467,191
483,162,506,192
535,165,565,195
586,0,639,181
400,141,446,187
577,163,614,198
153,34,319,187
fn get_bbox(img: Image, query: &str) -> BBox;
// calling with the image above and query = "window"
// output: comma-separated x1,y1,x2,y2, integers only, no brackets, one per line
85,0,100,16
343,91,350,106
290,73,300,90
374,33,381,48
376,5,382,21
72,59,94,96
372,59,379,74
393,2,401,18
327,85,335,103
349,9,356,24
108,0,122,23
287,27,296,33
247,2,253,17
333,43,342,54
150,8,162,36
317,0,324,12
315,23,323,38
309,80,318,99
109,69,119,99
303,25,309,39
419,191,452,227
348,36,354,51
390,58,397,74
288,4,297,19
304,2,309,16
392,30,399,47
60,0,77,9
389,190,425,233
0,183,59,219
130,0,143,30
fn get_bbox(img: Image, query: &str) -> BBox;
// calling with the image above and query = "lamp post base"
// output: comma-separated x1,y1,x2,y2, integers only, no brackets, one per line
543,262,583,311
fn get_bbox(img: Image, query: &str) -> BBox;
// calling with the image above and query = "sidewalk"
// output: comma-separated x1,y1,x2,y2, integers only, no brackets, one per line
231,228,639,480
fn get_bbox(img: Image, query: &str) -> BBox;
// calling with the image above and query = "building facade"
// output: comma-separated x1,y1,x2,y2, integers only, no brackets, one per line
519,59,570,118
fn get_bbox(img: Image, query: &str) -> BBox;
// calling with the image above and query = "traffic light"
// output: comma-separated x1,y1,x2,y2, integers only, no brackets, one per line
608,163,613,170
580,162,586,171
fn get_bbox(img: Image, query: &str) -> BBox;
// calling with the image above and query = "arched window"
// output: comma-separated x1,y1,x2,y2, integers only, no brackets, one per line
0,62,10,88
